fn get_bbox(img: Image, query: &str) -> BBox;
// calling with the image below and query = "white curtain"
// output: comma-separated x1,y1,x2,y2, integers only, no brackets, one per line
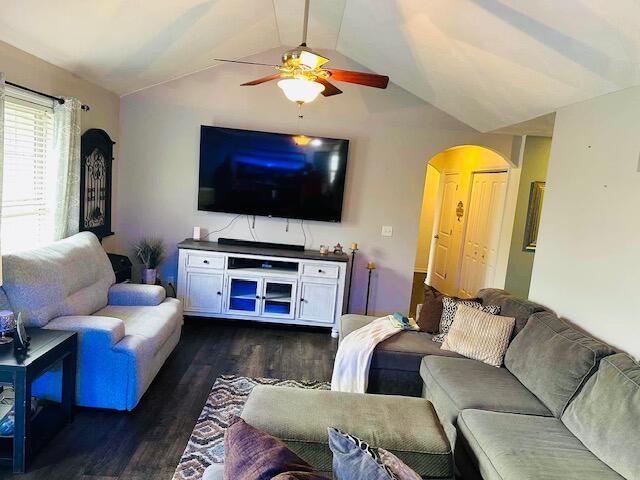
0,73,5,284
53,97,82,240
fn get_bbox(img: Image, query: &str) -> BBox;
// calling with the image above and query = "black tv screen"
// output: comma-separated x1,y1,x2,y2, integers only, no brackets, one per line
198,126,349,222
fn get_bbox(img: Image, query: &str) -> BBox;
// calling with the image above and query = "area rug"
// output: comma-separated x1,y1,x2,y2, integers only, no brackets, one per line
172,374,330,480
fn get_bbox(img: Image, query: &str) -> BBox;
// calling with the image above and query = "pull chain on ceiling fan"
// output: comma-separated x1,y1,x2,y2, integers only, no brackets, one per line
213,0,389,105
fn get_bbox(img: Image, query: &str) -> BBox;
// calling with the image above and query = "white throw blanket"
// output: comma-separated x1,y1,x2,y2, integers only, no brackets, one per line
331,315,405,393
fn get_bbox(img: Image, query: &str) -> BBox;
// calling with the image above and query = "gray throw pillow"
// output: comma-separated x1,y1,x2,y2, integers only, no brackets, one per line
433,297,500,343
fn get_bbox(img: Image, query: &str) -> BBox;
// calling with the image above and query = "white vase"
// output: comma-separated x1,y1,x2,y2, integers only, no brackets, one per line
143,268,157,285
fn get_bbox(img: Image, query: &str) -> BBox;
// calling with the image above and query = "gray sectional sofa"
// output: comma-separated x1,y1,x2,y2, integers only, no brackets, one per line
339,289,549,396
342,288,640,479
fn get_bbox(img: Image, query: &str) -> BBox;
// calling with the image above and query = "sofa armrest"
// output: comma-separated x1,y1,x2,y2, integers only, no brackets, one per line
44,315,126,348
108,283,166,307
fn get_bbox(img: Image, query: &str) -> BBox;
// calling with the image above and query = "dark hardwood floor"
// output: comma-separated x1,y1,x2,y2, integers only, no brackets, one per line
0,318,337,480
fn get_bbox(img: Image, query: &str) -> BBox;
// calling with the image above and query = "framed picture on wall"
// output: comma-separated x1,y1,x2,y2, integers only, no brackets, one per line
523,181,545,251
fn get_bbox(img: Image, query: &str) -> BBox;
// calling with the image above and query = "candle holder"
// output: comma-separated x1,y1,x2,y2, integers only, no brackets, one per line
365,261,376,316
0,311,16,345
346,243,358,313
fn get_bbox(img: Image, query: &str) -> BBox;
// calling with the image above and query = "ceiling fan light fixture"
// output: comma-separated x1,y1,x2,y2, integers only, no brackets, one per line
277,78,325,104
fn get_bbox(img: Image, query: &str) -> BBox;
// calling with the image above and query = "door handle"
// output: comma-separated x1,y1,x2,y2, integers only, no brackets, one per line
433,235,440,239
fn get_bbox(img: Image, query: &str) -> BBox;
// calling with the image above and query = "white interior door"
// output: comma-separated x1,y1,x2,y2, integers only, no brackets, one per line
430,173,461,294
459,171,508,297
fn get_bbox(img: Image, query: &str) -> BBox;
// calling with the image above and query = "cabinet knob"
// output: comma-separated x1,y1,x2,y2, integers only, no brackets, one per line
255,295,261,299
203,259,210,264
300,298,305,302
217,291,222,295
318,269,324,273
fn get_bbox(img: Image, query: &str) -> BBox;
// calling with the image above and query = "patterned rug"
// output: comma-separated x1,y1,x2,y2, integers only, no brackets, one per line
172,375,330,480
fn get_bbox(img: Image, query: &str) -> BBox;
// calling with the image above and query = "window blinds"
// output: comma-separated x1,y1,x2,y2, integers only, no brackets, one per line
1,93,55,253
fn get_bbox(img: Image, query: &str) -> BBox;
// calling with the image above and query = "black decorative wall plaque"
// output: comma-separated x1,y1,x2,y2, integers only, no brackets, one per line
80,128,115,240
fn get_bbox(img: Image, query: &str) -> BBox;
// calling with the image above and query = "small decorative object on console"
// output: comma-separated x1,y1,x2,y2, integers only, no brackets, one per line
333,243,344,254
0,311,16,345
319,245,329,255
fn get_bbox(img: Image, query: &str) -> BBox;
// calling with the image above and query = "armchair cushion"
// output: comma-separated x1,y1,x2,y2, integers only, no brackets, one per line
1,232,115,327
108,283,166,306
45,315,126,348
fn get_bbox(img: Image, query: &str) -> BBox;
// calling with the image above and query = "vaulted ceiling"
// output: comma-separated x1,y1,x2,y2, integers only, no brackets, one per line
1,0,638,132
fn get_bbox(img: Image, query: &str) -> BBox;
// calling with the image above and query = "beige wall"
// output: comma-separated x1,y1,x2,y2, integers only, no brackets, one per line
0,40,121,250
414,165,440,273
530,86,640,359
421,146,519,295
115,48,515,315
504,136,551,298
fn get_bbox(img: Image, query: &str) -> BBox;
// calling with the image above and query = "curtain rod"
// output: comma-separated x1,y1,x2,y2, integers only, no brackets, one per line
6,80,91,111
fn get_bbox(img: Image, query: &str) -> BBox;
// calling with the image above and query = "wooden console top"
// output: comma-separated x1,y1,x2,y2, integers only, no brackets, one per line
177,239,349,263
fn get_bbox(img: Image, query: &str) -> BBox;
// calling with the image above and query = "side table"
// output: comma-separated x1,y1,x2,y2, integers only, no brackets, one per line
0,328,77,473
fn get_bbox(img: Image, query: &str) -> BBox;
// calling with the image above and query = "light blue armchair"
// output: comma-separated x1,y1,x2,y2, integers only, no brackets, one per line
0,232,183,410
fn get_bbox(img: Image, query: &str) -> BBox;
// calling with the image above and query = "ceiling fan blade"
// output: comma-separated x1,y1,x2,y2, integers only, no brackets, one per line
213,58,281,67
241,73,283,86
327,69,389,89
316,78,342,97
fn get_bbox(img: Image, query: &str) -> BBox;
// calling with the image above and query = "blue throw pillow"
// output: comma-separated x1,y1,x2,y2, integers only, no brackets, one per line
327,427,395,480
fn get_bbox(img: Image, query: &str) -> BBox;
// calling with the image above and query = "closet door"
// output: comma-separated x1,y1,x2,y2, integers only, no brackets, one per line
459,171,508,298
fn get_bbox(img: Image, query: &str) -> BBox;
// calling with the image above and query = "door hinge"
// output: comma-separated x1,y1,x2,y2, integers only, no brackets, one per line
444,273,448,279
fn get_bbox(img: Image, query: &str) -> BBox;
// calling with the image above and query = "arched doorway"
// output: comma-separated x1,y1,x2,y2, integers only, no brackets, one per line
411,145,516,310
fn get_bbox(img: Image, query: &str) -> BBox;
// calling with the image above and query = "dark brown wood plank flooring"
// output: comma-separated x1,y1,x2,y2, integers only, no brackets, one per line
0,318,337,480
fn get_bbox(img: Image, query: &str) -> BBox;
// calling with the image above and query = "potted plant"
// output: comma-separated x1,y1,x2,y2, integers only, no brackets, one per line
133,238,166,284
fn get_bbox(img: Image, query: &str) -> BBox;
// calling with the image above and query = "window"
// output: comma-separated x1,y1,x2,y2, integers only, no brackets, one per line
1,88,56,253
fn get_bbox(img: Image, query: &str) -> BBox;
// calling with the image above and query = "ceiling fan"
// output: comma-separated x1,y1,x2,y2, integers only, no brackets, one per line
213,0,389,105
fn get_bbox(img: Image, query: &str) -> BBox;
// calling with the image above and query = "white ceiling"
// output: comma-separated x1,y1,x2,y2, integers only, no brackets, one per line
1,0,639,132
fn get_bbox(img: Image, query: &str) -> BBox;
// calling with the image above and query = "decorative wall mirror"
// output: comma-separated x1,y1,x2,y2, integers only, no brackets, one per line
523,181,545,251
80,129,115,240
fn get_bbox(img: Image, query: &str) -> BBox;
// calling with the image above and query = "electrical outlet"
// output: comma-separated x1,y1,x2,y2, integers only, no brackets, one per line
381,225,393,237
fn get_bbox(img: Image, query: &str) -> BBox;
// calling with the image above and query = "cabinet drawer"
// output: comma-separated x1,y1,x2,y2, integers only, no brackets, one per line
187,253,224,270
301,263,339,279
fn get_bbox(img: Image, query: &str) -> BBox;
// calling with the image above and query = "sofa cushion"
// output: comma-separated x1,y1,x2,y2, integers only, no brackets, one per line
504,311,615,417
241,385,452,478
562,353,640,480
95,298,181,357
1,232,115,327
458,410,624,480
432,297,500,343
476,288,548,335
340,314,462,373
420,356,551,434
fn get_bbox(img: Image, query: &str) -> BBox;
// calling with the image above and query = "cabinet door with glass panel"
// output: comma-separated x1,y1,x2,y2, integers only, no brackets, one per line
225,276,263,316
261,279,297,319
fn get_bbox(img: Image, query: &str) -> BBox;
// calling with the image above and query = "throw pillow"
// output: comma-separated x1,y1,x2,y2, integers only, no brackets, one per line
416,285,445,333
441,304,515,367
224,416,329,480
378,449,422,480
328,428,396,479
432,297,500,343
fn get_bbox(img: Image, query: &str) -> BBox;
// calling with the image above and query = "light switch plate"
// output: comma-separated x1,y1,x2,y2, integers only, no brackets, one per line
381,225,393,237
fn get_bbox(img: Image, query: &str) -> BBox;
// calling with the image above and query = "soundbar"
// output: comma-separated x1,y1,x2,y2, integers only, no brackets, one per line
218,237,305,252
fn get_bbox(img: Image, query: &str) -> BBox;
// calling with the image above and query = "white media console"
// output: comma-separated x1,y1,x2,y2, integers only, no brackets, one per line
177,239,348,337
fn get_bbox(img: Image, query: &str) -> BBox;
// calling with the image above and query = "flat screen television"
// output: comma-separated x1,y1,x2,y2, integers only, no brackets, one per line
198,126,349,222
